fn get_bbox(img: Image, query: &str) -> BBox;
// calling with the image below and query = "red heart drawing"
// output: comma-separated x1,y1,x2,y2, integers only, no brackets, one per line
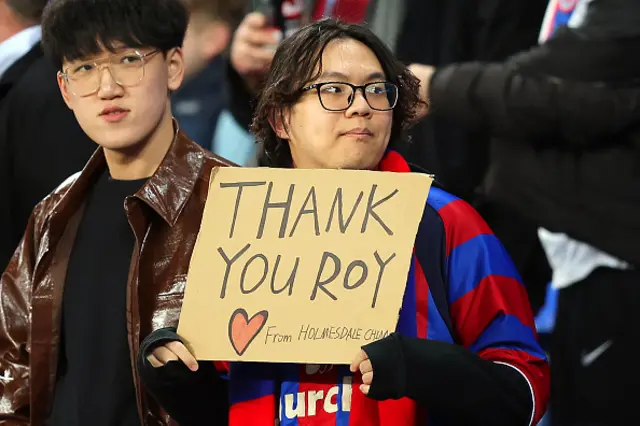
228,308,269,356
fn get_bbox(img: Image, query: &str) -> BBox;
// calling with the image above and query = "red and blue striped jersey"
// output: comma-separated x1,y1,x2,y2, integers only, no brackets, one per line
227,153,549,426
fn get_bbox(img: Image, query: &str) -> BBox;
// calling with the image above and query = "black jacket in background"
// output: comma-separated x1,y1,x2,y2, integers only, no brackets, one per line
392,0,551,313
428,28,640,267
394,0,548,201
0,55,95,271
0,43,42,104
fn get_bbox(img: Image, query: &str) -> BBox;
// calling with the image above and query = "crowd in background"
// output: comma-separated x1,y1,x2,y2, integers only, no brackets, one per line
1,0,639,425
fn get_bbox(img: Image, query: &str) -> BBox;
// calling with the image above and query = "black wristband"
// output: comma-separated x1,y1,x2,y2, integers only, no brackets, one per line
362,333,407,400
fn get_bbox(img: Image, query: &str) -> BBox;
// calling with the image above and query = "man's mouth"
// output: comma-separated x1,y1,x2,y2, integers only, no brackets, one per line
100,107,129,116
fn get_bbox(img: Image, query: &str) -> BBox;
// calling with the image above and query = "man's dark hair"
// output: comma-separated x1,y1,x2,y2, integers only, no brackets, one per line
41,0,189,70
251,18,423,168
6,0,47,23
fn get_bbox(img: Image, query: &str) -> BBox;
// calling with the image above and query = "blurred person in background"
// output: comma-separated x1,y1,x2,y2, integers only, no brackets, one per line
408,0,640,424
0,54,95,272
0,0,46,102
172,0,247,148
392,0,552,315
393,0,549,201
0,0,93,272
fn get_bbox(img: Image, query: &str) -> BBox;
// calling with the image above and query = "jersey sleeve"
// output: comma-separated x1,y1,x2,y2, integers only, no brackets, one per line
431,188,550,425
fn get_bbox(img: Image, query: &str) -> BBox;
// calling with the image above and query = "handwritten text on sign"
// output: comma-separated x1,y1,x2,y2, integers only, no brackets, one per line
178,167,431,364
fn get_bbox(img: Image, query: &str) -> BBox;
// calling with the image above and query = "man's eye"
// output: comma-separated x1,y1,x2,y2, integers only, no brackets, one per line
120,55,142,64
321,85,345,94
367,85,386,95
73,64,94,73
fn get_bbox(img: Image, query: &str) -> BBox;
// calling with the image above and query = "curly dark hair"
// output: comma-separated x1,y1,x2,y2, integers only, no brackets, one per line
251,18,424,168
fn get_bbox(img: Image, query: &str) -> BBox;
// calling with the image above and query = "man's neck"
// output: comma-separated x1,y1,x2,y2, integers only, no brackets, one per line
104,108,176,181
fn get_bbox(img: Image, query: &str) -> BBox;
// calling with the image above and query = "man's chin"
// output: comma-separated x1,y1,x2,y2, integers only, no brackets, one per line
338,165,371,171
328,162,378,171
333,155,382,171
97,137,145,155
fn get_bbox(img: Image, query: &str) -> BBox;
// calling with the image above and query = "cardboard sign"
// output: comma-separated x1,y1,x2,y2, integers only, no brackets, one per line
177,167,432,364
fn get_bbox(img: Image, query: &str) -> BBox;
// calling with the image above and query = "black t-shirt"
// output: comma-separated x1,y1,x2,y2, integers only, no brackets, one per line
49,171,147,426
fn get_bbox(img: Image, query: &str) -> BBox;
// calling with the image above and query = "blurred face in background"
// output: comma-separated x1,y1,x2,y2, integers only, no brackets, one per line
181,12,231,80
275,38,394,170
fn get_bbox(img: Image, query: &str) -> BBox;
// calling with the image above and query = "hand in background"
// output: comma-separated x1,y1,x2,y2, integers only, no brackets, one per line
408,63,436,120
231,12,282,78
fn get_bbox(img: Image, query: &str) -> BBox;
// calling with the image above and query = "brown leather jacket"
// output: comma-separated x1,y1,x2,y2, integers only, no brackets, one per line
0,129,234,425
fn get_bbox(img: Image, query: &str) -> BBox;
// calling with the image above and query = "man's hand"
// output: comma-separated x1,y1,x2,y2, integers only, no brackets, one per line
350,349,373,395
408,63,436,120
230,12,282,77
146,341,199,372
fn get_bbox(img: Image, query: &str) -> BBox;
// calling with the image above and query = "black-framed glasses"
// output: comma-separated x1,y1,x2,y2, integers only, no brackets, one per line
58,49,159,96
300,81,399,112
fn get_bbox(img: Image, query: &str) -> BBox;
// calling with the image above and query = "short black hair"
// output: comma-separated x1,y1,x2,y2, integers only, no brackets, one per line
42,0,189,70
251,19,423,168
6,0,47,23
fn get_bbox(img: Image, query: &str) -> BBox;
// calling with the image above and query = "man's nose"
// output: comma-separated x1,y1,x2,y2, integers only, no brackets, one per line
345,88,373,117
96,64,124,98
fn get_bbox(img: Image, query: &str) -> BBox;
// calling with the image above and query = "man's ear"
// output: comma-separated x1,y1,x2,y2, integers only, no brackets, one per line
167,47,186,92
56,72,73,109
269,108,289,139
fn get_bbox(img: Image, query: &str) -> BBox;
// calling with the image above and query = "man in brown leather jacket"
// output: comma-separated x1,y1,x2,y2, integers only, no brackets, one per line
0,0,233,425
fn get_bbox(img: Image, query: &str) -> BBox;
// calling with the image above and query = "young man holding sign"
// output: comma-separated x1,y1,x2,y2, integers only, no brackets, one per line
0,0,234,425
140,19,549,426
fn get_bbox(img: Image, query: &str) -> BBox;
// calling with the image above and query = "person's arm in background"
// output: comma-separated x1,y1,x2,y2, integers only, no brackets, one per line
409,58,640,148
0,202,48,425
227,12,281,131
352,190,549,426
137,328,229,426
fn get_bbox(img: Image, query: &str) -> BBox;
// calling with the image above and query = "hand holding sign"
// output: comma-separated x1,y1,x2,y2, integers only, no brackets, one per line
178,167,431,364
350,349,373,395
147,341,199,372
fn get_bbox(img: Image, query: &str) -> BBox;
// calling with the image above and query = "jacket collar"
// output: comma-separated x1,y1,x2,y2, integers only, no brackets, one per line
52,121,209,228
136,123,206,226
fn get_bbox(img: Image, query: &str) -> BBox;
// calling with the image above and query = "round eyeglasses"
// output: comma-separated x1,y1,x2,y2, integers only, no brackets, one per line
58,50,159,96
300,81,399,112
